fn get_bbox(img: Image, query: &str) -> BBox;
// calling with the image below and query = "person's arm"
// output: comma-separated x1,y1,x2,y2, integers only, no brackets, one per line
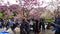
51,23,60,28
54,23,60,27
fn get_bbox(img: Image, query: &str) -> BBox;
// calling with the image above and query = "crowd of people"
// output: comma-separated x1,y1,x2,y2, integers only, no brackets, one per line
0,17,45,34
0,15,60,34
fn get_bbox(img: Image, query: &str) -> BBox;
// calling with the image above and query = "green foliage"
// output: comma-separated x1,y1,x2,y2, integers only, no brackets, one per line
45,19,55,23
0,13,3,19
9,13,14,19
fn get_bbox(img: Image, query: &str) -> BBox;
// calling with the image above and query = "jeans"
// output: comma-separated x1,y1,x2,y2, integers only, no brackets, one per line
25,24,30,34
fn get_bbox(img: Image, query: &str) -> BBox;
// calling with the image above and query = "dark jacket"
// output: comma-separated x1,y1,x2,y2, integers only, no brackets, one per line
53,18,60,32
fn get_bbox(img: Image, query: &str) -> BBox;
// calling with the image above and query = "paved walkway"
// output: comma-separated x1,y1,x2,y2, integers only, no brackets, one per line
0,27,55,34
41,30,55,34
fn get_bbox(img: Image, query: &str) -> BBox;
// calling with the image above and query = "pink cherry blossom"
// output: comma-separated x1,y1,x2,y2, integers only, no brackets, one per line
0,5,8,12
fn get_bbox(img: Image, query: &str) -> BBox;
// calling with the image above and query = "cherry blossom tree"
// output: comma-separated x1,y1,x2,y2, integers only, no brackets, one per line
0,0,60,19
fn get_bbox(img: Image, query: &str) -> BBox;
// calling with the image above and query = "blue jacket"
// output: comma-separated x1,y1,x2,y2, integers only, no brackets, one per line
54,18,60,32
9,20,14,27
3,20,6,25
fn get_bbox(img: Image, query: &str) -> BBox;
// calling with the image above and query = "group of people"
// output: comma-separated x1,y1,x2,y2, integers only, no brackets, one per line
0,15,60,34
0,17,46,34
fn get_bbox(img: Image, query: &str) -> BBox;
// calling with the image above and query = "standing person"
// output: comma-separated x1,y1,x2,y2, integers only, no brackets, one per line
10,18,17,34
0,22,3,32
20,19,26,34
0,18,7,29
39,18,45,31
6,19,10,30
19,18,29,34
23,18,30,34
33,19,39,34
2,19,7,28
0,19,3,26
51,17,60,34
17,19,24,34
6,18,16,34
29,18,34,31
